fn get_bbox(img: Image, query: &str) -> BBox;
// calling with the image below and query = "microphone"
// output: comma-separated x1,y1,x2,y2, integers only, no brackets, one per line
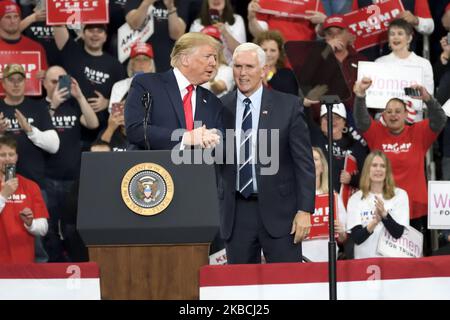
142,91,153,150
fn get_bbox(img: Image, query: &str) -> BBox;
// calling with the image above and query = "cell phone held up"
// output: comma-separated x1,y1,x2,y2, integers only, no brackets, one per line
404,87,421,97
58,74,72,99
209,9,220,24
111,102,124,116
4,164,16,181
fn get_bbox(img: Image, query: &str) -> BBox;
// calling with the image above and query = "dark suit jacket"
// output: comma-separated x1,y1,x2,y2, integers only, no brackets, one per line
218,87,315,240
125,69,223,150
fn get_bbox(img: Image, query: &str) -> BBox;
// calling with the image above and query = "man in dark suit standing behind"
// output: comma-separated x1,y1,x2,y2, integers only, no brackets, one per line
125,32,222,150
219,43,315,264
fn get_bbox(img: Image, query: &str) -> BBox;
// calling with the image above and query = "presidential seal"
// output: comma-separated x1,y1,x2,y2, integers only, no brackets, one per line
121,163,174,216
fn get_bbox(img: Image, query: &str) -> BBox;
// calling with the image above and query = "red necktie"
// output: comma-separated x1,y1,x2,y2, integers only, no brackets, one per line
183,84,194,131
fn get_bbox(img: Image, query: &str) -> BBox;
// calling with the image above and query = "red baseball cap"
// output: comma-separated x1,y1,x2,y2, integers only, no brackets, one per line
322,15,347,30
200,26,222,42
0,1,21,19
130,42,154,59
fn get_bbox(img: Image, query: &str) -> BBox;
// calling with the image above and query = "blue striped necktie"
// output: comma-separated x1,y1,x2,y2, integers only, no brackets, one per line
239,98,253,198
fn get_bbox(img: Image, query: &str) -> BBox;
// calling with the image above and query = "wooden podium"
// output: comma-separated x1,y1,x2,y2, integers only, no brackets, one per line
89,244,209,300
77,151,220,300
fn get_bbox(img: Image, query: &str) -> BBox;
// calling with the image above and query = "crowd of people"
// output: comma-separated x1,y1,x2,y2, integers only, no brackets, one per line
0,0,449,264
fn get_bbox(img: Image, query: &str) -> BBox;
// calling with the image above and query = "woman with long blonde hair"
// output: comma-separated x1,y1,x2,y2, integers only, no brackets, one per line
302,147,347,262
347,150,410,259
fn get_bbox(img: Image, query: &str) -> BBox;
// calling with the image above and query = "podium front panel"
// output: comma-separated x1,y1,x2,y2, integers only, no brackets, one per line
77,150,220,245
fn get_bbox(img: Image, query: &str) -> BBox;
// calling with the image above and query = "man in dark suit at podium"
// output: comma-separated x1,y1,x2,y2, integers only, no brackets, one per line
125,32,223,150
219,43,316,264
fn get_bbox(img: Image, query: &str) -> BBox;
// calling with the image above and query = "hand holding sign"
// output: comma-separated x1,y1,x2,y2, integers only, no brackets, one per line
304,10,326,24
247,0,260,20
33,7,47,23
397,10,419,26
340,170,351,185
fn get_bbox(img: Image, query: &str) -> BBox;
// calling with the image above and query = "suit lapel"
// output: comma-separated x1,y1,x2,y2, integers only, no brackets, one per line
194,87,207,128
161,70,185,128
225,91,238,174
226,90,237,129
255,88,273,174
258,87,273,132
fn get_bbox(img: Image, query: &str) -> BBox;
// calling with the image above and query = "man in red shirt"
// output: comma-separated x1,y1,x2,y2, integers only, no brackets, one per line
0,1,48,78
0,135,49,263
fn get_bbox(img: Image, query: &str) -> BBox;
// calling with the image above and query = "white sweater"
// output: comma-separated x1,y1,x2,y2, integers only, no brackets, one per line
347,188,410,259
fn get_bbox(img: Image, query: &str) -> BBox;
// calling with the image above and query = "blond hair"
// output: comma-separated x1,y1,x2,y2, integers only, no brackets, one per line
313,147,329,194
170,32,221,68
359,150,396,200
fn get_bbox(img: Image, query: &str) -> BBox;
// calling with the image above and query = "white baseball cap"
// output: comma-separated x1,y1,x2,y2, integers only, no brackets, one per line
320,103,347,119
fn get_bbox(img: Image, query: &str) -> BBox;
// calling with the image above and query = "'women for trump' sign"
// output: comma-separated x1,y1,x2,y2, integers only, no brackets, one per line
357,61,423,111
428,181,450,230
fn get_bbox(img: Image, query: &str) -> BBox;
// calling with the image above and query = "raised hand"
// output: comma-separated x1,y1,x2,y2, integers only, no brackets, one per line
304,10,327,24
353,77,372,97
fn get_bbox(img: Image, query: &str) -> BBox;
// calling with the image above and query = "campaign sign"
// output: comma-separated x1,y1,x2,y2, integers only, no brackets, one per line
340,154,359,208
343,0,404,51
307,193,338,240
357,61,423,110
377,226,423,258
0,51,42,96
46,0,109,25
117,5,154,63
428,181,450,230
258,0,320,18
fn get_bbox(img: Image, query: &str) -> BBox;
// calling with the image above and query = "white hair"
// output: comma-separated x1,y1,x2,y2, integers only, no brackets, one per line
232,42,266,67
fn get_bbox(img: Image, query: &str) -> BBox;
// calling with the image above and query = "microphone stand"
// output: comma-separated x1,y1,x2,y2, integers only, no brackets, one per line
142,92,152,150
321,95,340,301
